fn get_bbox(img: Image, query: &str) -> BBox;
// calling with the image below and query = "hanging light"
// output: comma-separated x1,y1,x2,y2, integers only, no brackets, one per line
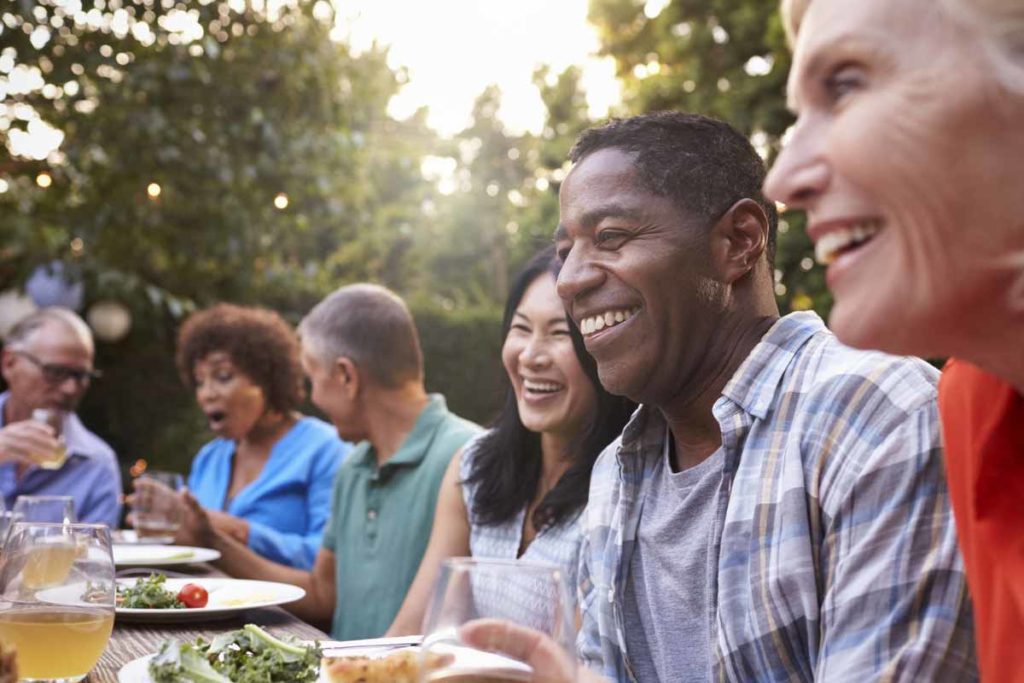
0,291,38,340
147,182,161,199
36,172,52,188
274,193,289,210
87,300,132,342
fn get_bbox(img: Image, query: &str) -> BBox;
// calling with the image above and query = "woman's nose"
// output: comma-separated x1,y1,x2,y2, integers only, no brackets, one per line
519,336,551,369
764,122,830,210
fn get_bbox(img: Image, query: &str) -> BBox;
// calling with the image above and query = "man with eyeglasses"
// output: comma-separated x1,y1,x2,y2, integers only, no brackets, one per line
1,307,121,526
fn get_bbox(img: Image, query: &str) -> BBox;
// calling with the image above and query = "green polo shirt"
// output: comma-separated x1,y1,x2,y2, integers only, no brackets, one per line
322,394,481,640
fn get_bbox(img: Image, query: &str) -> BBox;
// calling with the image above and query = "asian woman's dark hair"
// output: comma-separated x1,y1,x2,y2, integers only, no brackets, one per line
465,246,636,530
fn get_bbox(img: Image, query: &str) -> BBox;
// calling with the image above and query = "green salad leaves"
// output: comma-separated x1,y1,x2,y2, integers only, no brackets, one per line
148,624,321,683
117,573,184,609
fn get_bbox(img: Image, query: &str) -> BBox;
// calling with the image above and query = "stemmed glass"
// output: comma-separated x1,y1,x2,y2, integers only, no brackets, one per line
0,522,115,682
419,558,576,682
13,495,76,524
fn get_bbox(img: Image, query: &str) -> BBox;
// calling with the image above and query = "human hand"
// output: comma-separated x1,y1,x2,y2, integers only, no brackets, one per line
0,420,60,467
176,489,216,548
206,510,250,545
459,619,607,683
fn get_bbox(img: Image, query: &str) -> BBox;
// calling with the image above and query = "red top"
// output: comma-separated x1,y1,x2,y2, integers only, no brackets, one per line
940,359,1024,682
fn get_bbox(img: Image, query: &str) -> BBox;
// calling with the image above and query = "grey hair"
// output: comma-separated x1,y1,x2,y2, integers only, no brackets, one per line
782,0,1024,93
4,307,94,352
298,283,423,388
940,0,1024,93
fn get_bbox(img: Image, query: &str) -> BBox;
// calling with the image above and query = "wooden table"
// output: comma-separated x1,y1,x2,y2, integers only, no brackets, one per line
90,564,329,682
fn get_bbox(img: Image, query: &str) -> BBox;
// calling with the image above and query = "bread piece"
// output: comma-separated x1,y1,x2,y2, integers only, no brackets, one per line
322,649,424,683
322,650,456,683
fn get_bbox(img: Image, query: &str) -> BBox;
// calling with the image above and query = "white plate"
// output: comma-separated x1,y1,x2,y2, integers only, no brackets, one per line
111,529,173,545
115,577,305,623
118,653,330,683
113,544,220,567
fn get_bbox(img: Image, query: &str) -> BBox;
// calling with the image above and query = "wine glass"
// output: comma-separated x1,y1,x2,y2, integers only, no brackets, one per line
131,470,185,543
419,558,576,682
13,495,76,524
0,522,115,682
0,512,23,552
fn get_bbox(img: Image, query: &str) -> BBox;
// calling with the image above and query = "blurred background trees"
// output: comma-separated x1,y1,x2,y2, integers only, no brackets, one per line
0,0,821,476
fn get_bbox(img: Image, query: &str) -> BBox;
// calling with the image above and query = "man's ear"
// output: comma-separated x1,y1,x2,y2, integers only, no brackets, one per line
709,198,769,284
0,347,16,383
334,356,360,397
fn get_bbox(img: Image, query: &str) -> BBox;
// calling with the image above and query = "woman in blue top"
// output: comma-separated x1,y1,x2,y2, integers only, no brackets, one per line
387,247,635,634
171,303,349,569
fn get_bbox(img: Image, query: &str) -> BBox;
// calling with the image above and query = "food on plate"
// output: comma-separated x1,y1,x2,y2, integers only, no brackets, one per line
117,574,208,609
149,624,320,683
322,650,449,683
176,583,209,609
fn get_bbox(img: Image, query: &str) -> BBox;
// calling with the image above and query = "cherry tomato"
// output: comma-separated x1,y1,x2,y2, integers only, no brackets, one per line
177,583,208,608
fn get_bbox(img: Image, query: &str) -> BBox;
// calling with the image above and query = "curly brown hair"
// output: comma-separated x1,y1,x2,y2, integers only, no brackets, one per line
176,304,304,414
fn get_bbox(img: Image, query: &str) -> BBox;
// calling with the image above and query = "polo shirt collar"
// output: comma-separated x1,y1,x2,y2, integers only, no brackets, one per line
350,394,451,470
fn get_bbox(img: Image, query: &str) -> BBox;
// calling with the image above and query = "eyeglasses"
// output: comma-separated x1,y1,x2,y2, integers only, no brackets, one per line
13,350,102,385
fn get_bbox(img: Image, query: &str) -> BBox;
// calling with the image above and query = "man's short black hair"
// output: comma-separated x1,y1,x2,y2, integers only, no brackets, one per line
569,111,779,265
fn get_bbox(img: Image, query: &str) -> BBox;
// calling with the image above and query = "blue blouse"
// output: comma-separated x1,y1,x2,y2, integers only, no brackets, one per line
188,416,349,569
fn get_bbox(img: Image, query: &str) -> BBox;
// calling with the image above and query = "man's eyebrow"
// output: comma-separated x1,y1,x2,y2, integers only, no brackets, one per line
554,204,646,241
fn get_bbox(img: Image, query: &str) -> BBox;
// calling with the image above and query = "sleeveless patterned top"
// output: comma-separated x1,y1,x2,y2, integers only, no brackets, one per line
458,432,583,622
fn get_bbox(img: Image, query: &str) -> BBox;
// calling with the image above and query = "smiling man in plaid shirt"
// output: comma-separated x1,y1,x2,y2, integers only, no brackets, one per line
463,112,976,682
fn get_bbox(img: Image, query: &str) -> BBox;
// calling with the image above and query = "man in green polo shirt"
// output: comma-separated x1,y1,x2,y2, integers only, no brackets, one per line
181,284,480,639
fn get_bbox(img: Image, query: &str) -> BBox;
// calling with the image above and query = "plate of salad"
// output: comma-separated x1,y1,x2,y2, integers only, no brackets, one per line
117,624,323,682
115,573,306,623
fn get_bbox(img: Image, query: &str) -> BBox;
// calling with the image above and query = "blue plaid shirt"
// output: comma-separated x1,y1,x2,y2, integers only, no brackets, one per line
577,312,976,682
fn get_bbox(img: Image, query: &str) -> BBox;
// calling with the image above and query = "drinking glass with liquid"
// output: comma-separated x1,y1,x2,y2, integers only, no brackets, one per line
131,471,185,543
0,522,116,682
30,408,68,470
419,558,576,683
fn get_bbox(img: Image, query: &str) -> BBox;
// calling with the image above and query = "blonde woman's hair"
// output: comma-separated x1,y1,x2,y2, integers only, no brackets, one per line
781,0,1024,92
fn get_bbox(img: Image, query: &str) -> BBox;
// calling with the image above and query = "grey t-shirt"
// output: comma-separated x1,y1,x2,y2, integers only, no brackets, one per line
623,432,724,683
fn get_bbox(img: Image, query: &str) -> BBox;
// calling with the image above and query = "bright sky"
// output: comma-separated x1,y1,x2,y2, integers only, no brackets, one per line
333,0,622,136
2,0,627,161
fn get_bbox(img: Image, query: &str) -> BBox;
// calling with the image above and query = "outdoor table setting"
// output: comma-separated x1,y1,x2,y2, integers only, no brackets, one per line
94,559,328,682
0,515,330,683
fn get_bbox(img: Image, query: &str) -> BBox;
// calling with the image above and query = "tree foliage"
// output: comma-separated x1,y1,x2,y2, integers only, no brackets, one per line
0,0,442,466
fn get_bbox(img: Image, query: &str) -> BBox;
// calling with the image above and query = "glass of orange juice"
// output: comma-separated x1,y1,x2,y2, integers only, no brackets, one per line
0,522,115,682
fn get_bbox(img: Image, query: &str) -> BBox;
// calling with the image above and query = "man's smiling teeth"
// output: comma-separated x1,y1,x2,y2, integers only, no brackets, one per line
579,308,639,336
815,220,884,265
523,379,563,393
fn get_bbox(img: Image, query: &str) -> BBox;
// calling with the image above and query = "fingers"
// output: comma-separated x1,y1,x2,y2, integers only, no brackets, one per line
459,619,577,683
0,422,60,465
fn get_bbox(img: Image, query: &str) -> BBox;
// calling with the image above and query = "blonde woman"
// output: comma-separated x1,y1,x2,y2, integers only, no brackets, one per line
765,1,1024,680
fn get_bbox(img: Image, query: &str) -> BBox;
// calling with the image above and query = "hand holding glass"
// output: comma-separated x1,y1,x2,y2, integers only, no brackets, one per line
419,558,576,683
0,522,115,682
131,471,185,542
